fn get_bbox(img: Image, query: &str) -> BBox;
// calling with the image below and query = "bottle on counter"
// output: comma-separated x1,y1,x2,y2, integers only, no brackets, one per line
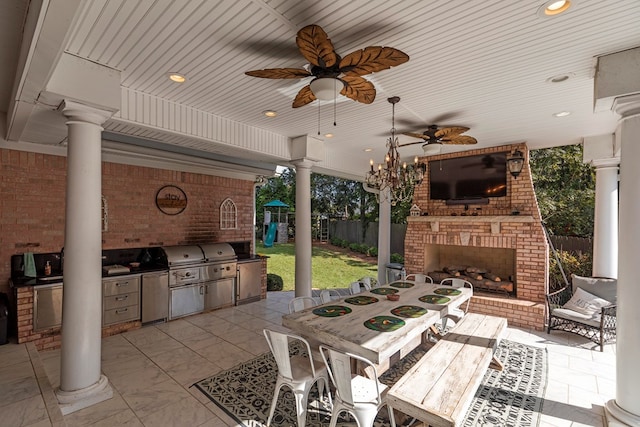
44,261,51,276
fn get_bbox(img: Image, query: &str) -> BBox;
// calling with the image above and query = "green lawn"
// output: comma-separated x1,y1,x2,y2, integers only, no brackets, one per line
256,243,378,291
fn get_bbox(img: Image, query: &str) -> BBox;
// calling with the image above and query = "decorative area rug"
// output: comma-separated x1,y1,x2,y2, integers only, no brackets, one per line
194,339,547,426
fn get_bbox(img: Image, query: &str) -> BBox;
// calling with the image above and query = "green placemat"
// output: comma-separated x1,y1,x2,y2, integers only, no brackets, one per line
364,315,405,332
434,287,462,296
390,305,428,318
390,281,415,288
419,294,451,304
344,295,379,305
370,287,399,295
312,305,352,317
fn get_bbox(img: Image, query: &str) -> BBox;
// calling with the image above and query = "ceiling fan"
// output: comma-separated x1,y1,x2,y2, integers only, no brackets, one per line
245,24,409,108
399,125,478,147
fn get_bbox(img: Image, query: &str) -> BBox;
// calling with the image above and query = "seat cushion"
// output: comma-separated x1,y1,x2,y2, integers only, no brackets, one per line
562,287,611,317
571,275,617,304
552,308,601,327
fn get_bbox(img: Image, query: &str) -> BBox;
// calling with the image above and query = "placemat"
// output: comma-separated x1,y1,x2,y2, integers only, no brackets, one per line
434,287,462,296
419,294,451,304
312,305,352,317
370,287,399,295
363,315,405,332
390,281,414,288
390,305,428,318
344,295,379,305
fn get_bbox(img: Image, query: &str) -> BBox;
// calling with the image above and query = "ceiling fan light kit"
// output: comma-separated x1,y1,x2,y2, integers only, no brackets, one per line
365,97,425,206
309,77,344,100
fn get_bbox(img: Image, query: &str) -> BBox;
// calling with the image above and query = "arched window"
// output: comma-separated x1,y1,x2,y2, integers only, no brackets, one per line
220,198,237,230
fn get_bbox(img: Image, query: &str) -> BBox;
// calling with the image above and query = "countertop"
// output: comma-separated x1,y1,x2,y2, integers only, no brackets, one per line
237,254,268,263
10,264,169,288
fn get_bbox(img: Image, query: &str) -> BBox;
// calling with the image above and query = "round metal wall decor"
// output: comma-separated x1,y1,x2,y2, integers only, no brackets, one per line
155,185,187,215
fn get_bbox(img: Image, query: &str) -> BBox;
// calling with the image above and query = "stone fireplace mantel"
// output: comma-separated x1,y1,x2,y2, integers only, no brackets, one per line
408,215,535,234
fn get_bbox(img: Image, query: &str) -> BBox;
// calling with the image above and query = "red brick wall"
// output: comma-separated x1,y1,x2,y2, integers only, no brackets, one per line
1,147,263,347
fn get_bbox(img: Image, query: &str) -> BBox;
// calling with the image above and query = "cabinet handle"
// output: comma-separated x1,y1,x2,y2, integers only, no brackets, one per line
115,296,128,301
116,282,129,287
200,286,204,295
115,308,128,314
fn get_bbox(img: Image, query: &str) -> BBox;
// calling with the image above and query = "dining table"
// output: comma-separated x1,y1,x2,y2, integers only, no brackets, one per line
281,281,473,368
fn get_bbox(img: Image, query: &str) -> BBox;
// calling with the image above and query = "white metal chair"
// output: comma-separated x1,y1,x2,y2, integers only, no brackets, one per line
289,296,318,313
405,273,433,284
349,281,363,295
360,276,378,288
320,289,341,304
439,277,474,329
319,345,396,427
263,329,331,427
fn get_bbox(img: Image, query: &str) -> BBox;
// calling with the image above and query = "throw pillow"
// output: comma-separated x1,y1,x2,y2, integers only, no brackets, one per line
571,274,617,303
563,287,611,317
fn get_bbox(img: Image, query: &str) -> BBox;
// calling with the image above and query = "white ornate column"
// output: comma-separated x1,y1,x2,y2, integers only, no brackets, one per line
605,95,640,426
292,159,314,297
592,164,618,278
377,188,392,284
55,101,113,414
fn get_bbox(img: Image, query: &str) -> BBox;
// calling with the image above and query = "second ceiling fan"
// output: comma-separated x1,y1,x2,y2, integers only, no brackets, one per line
245,24,409,108
400,125,478,147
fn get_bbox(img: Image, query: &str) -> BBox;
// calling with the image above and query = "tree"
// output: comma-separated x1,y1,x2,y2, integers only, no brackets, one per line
530,144,595,237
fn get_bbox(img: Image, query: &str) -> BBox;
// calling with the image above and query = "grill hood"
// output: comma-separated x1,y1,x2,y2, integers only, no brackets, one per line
199,243,237,263
160,245,204,267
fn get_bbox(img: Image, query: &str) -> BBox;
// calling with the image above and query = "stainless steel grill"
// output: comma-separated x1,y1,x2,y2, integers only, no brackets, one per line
160,243,237,320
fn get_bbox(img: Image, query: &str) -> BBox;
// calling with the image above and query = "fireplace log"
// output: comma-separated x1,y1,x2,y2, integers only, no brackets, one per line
465,272,484,280
483,272,502,282
466,266,487,274
443,267,461,277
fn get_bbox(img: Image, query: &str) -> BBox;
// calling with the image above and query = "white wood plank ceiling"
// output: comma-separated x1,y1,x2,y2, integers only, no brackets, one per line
3,0,640,177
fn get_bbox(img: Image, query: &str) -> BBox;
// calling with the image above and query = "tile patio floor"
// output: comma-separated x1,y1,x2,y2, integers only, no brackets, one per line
0,291,616,427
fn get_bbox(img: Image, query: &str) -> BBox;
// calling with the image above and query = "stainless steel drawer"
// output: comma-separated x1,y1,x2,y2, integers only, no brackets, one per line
103,304,139,325
104,292,139,311
103,276,140,296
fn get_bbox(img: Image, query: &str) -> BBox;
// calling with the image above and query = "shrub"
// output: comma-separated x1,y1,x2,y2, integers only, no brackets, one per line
349,243,360,252
266,273,284,291
367,246,378,257
330,237,341,246
390,253,404,264
338,239,350,248
549,250,593,292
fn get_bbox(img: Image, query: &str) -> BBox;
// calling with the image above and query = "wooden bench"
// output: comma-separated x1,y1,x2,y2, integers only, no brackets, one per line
387,313,508,427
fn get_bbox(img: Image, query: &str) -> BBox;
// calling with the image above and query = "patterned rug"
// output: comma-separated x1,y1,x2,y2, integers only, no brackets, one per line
194,339,547,426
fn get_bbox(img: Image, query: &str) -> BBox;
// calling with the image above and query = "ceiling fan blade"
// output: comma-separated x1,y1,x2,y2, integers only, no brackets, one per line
430,111,463,123
398,140,428,147
296,24,338,68
292,85,317,108
435,126,470,138
339,46,409,76
442,135,478,145
340,75,376,104
245,68,312,79
402,132,430,140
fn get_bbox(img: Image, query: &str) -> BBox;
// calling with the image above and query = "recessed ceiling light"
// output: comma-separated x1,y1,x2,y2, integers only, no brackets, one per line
324,133,334,138
262,110,277,117
167,72,186,83
546,73,573,83
537,0,572,17
364,148,373,152
553,111,571,117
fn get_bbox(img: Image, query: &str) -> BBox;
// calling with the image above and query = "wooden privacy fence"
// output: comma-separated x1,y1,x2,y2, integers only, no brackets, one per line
548,235,593,254
329,220,407,255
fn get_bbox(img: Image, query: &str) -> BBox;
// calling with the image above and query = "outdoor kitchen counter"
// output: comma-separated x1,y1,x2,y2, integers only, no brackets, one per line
9,264,168,287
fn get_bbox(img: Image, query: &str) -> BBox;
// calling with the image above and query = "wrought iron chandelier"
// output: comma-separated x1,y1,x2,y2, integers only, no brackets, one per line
365,96,425,205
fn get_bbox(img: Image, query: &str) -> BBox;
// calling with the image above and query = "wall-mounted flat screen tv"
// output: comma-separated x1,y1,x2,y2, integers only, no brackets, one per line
429,152,507,201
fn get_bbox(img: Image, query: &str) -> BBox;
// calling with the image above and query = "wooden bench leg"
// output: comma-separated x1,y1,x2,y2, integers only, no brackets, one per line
489,355,504,371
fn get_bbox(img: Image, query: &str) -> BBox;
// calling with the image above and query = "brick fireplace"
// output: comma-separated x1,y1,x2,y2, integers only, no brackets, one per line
404,143,549,330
